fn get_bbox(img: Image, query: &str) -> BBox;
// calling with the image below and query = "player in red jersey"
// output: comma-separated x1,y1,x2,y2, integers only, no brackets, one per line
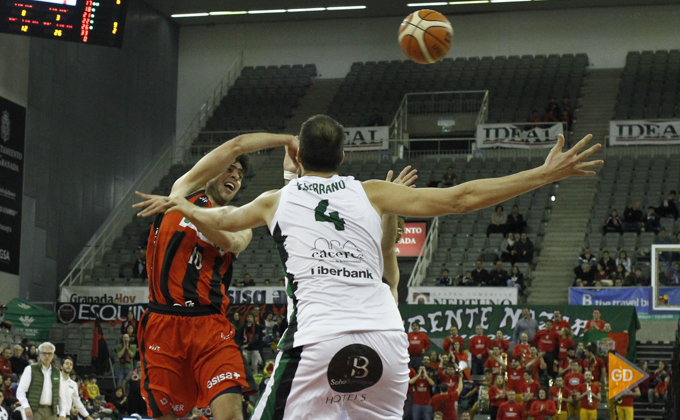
549,376,570,420
497,389,526,420
133,133,298,420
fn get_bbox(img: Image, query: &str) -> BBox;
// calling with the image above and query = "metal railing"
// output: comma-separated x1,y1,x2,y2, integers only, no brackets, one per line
407,217,440,287
62,53,246,287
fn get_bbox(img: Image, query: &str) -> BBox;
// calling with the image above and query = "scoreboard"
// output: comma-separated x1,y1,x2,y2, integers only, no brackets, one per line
0,0,128,47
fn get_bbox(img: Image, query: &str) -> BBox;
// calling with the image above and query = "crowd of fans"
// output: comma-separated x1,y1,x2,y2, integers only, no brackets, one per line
404,308,670,420
602,192,678,235
526,96,574,133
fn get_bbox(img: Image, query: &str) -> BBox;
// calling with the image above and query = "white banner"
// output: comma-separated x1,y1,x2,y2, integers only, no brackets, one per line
609,120,680,146
60,286,148,304
476,123,563,149
408,287,518,305
343,126,389,151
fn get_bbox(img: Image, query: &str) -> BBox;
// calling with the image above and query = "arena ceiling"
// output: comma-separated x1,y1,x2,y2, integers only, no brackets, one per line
145,0,678,26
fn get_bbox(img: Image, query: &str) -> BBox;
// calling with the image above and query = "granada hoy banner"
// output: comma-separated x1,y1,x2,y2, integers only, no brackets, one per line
343,126,388,151
476,123,563,149
60,286,148,304
408,287,518,305
609,120,680,146
398,304,640,361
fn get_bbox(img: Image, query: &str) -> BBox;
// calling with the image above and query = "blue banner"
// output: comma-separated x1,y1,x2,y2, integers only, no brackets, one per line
569,287,651,313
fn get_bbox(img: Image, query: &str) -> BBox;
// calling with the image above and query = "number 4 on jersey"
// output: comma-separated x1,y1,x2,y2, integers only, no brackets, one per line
315,199,345,231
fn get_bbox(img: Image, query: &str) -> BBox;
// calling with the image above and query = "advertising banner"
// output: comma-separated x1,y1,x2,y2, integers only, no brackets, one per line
0,96,26,275
476,123,562,149
226,287,288,305
4,299,56,341
60,286,148,304
395,222,427,257
343,126,389,151
569,287,680,314
408,287,517,305
56,302,147,324
398,304,640,360
609,120,680,146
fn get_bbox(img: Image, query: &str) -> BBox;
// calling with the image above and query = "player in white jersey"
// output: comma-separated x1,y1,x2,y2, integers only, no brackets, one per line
135,115,602,420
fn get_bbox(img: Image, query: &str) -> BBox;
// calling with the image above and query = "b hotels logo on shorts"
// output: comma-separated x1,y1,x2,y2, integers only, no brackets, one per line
326,344,383,394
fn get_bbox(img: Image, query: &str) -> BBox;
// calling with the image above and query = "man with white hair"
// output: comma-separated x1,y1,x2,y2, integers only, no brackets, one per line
16,342,61,420
10,344,28,379
57,356,93,420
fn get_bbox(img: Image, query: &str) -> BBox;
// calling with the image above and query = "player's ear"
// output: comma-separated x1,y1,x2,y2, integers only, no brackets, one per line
340,152,345,166
296,147,302,164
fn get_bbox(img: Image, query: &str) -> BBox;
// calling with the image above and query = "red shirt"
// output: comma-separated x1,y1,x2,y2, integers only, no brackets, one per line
619,387,638,407
551,319,571,333
507,366,524,393
484,357,503,379
408,332,431,356
520,381,540,410
564,372,585,394
408,367,417,396
443,335,465,355
491,339,510,354
558,338,575,360
413,377,432,405
430,392,458,420
655,380,668,396
488,385,507,407
576,383,600,410
497,401,526,420
524,355,540,382
437,367,459,395
0,356,11,377
451,351,468,365
581,357,604,382
469,334,491,358
533,329,559,352
529,400,557,420
549,386,569,413
585,319,606,331
512,343,529,359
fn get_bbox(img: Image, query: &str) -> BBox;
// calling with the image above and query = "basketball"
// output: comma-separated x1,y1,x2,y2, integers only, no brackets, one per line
398,9,453,64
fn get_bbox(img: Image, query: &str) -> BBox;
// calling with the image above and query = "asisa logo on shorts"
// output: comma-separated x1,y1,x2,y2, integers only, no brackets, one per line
207,371,241,389
327,344,383,393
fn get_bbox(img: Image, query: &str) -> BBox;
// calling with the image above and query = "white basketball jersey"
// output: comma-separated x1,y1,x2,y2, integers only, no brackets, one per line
270,175,404,350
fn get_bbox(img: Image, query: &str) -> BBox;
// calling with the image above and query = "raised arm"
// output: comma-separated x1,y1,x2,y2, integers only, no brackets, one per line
363,135,601,217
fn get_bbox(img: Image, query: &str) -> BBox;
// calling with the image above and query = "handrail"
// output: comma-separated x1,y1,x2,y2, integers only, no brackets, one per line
407,217,439,287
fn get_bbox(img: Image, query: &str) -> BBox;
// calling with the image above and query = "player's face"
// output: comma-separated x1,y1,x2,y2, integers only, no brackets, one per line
206,162,244,206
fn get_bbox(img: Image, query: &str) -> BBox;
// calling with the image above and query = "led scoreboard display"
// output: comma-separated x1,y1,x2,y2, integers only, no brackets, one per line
0,0,128,47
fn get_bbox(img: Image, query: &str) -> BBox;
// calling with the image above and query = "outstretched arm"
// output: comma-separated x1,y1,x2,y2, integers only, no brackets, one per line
363,134,602,217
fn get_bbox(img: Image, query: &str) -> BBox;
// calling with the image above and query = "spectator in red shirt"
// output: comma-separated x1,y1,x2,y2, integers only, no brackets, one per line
584,309,606,332
443,326,465,356
497,389,526,420
558,327,575,361
488,375,508,420
410,365,435,420
430,377,462,420
437,357,460,393
469,325,491,375
616,385,640,420
649,374,669,404
450,341,470,380
558,346,577,376
551,309,571,333
0,348,11,378
564,359,585,418
529,388,556,420
484,345,504,382
520,369,540,411
576,371,601,418
549,376,571,417
524,344,543,383
408,322,431,369
512,333,530,360
491,330,510,355
533,320,559,380
581,344,606,387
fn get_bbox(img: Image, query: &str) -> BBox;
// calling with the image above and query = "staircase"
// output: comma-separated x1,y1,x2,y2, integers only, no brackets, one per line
284,78,344,135
571,69,622,147
528,177,599,304
633,341,673,420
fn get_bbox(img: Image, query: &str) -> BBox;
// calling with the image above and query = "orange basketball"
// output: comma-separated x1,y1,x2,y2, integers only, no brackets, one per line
398,9,453,64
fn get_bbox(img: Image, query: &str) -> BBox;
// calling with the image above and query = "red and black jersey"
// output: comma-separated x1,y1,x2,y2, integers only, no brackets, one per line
146,191,233,315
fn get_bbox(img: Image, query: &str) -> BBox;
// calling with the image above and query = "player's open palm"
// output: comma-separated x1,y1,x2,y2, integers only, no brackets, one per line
541,134,603,182
385,165,418,188
133,191,190,217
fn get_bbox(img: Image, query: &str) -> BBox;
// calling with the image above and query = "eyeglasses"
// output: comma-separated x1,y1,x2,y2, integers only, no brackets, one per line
41,352,54,356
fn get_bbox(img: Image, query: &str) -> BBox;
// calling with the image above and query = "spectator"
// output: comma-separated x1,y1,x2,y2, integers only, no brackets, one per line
527,109,543,129
237,273,256,287
545,97,561,122
410,365,434,420
133,249,147,280
437,356,460,394
594,263,612,285
602,209,624,234
498,233,516,263
560,110,572,133
530,388,557,420
430,380,461,420
272,315,287,344
489,260,509,287
86,376,101,405
654,228,673,245
576,371,602,418
239,313,263,376
484,345,504,381
2,375,12,399
469,325,491,375
459,270,474,286
657,191,679,220
549,376,571,418
278,278,285,287
623,201,644,232
0,349,11,379
551,309,571,333
578,247,598,268
520,369,541,411
408,322,431,370
124,324,137,347
367,108,385,126
585,309,606,332
115,335,136,388
581,345,606,389
512,333,530,360
120,311,137,335
491,330,510,355
24,345,37,363
561,96,574,122
598,250,616,274
471,260,490,287
497,390,526,420
512,233,534,263
533,320,559,381
263,279,271,286
629,267,648,287
121,361,145,415
558,327,575,362
507,266,527,296
506,205,526,234
8,345,26,380
573,262,595,286
437,269,452,287
487,375,507,420
442,326,465,356
564,360,585,415
513,308,538,346
438,167,458,188
644,206,662,233
486,205,507,237
0,305,10,331
611,264,628,285
230,311,244,331
616,250,632,273
450,341,469,376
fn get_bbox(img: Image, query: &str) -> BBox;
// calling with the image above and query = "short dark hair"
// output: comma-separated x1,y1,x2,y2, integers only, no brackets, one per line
63,356,74,364
439,383,449,393
524,369,534,376
235,154,252,177
298,115,345,172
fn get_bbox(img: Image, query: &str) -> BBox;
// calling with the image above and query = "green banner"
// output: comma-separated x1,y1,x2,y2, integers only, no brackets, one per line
4,299,57,341
398,304,641,362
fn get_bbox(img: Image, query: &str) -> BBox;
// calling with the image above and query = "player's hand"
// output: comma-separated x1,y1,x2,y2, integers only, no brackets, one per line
540,134,603,182
283,138,300,174
25,408,33,419
133,192,190,217
385,166,418,188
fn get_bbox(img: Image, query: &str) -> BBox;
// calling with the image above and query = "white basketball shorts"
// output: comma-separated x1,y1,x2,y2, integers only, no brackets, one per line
251,330,409,420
